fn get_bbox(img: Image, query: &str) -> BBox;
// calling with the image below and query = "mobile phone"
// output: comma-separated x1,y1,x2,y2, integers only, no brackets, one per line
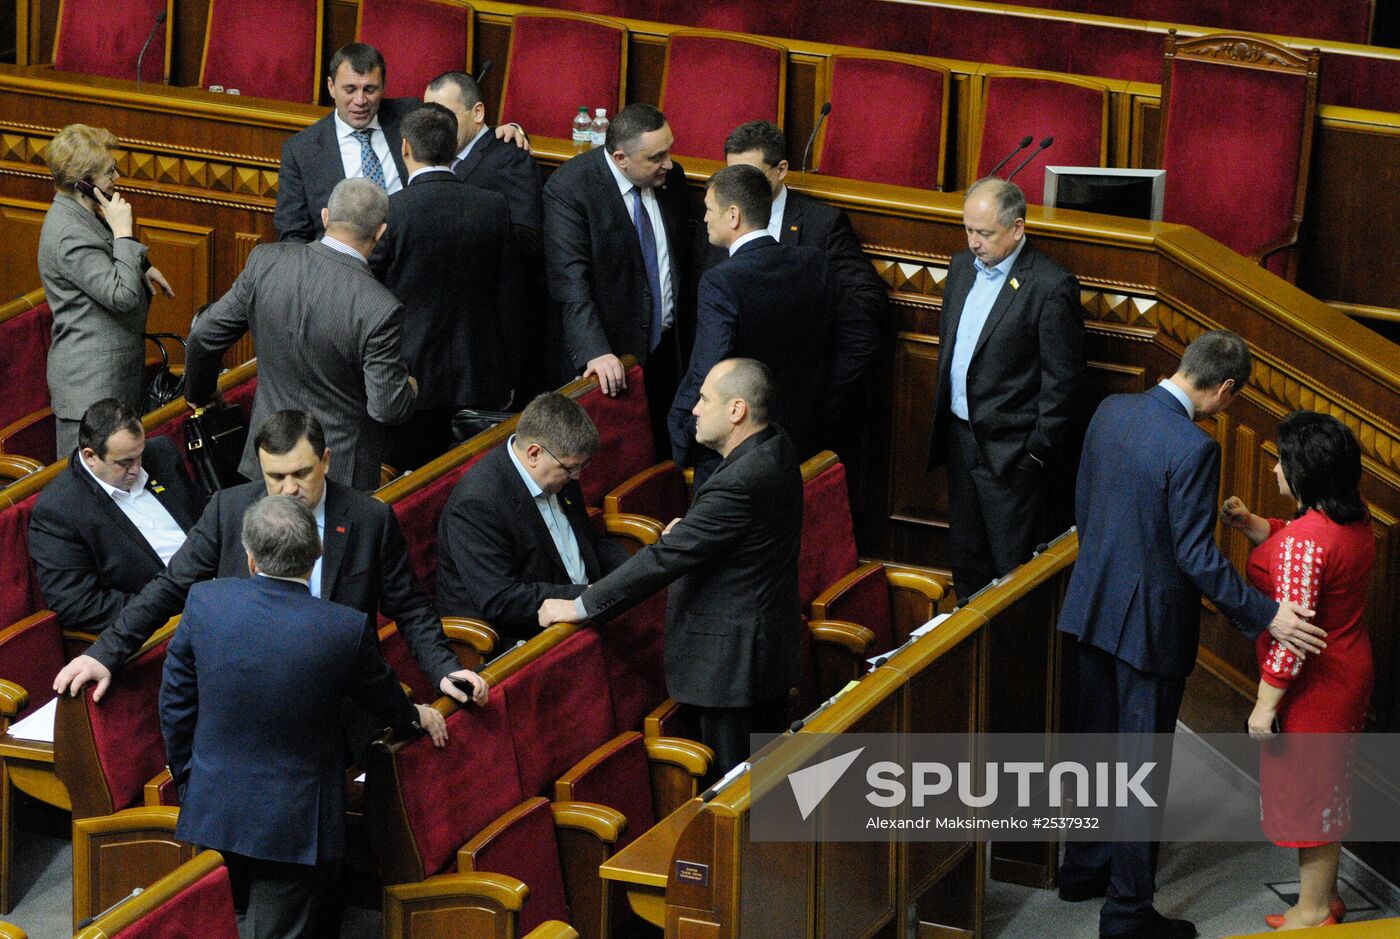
448,675,480,699
74,178,103,201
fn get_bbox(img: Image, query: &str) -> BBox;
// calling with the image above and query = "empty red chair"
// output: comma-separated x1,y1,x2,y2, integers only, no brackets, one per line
660,30,786,162
0,299,55,467
52,0,171,83
72,851,239,939
198,0,322,103
1156,32,1321,281
571,363,654,508
972,68,1112,203
817,51,949,191
357,0,474,100
499,12,627,140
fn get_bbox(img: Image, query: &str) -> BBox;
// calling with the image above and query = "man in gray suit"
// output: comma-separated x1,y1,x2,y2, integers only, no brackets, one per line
185,178,417,491
539,358,803,772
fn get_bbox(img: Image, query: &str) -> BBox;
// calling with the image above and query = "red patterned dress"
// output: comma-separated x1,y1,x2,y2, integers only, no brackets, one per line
1248,509,1374,848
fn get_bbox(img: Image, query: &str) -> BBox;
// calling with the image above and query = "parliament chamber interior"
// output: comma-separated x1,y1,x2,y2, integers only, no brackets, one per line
2,0,1400,936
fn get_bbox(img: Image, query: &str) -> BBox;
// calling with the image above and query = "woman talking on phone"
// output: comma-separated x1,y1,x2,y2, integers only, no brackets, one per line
38,123,174,456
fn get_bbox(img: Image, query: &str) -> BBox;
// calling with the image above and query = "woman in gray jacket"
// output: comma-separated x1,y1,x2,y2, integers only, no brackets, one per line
38,124,173,456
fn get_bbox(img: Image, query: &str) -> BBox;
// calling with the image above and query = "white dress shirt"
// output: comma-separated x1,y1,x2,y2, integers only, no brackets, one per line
80,460,186,565
333,110,403,194
728,229,770,257
766,184,790,242
320,234,367,263
604,155,674,332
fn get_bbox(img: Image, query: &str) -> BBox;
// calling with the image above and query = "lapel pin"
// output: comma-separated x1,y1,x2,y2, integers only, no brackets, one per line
335,525,346,534
1010,277,1021,290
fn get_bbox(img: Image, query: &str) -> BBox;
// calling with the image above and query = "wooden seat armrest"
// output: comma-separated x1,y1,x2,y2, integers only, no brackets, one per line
603,460,680,515
0,454,43,481
62,629,100,646
643,737,711,778
0,921,28,938
142,768,174,806
642,698,682,739
1251,222,1301,268
0,408,52,451
604,513,663,549
810,561,885,620
524,922,579,939
550,801,626,845
0,680,28,724
552,800,624,935
384,869,528,912
882,567,949,604
441,617,499,656
807,619,877,655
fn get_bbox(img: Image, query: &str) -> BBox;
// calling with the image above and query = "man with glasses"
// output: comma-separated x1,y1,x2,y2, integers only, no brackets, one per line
436,393,629,643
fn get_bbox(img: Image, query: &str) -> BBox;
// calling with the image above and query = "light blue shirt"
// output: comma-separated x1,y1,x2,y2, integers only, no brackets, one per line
949,238,1027,421
1158,378,1194,418
506,436,587,586
310,489,326,598
453,125,491,165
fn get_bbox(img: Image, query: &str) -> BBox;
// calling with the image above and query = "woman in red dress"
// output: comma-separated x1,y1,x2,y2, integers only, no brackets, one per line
1224,410,1373,931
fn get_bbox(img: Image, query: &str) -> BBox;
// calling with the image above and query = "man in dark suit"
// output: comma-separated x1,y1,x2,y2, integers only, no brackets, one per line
543,103,694,448
30,398,204,634
670,164,830,484
371,102,512,470
1057,330,1324,939
161,494,449,938
540,359,802,773
188,177,417,491
720,121,886,420
54,410,487,713
437,393,628,644
927,177,1084,601
426,70,546,400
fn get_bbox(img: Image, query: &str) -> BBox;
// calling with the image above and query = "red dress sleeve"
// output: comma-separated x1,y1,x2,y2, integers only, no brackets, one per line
1260,534,1325,689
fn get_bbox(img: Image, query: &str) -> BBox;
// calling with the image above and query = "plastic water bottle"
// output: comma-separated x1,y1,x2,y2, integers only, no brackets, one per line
572,106,591,144
588,108,609,148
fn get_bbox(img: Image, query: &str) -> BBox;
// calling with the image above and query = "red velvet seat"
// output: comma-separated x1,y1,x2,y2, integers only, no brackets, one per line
972,69,1112,201
0,300,54,468
1156,32,1320,281
572,363,653,508
499,12,627,141
0,495,43,632
52,0,171,84
357,0,473,101
386,448,491,599
654,0,796,37
198,0,322,103
816,52,948,191
794,0,934,55
72,850,239,939
660,30,786,162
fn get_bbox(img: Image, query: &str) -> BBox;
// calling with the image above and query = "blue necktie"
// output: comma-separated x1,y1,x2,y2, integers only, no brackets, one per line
631,186,665,350
352,129,387,190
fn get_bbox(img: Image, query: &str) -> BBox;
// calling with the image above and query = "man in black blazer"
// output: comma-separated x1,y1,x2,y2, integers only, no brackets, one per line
54,411,487,712
371,103,512,470
670,165,831,484
30,398,204,634
720,121,886,421
540,359,803,773
437,394,628,644
162,495,448,938
543,103,695,447
927,177,1084,601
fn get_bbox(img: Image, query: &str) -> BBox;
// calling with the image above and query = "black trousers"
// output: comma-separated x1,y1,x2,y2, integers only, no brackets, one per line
223,852,338,939
697,695,791,776
642,328,679,463
1059,642,1185,937
947,417,1047,601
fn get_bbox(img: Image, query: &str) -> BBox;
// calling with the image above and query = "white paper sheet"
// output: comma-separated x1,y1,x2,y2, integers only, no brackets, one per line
7,697,57,743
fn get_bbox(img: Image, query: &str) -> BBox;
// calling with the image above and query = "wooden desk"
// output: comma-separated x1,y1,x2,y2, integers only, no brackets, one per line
599,798,704,927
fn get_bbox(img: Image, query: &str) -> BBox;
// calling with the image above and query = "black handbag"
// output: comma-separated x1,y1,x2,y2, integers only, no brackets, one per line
141,332,186,414
185,403,248,496
451,407,514,443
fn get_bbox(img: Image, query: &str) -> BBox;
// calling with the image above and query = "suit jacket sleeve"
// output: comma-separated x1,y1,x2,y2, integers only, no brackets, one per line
543,181,612,368
87,494,228,672
496,147,545,259
57,226,150,317
185,261,255,404
822,211,886,409
346,620,420,734
159,605,199,797
29,496,135,633
274,137,315,243
582,470,750,622
361,304,417,426
376,508,459,686
1027,265,1084,461
668,271,738,466
435,489,588,628
1168,439,1278,637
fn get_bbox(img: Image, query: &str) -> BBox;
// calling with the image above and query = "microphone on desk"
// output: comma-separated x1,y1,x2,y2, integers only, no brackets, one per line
988,134,1034,178
800,102,832,174
135,10,167,84
1007,136,1054,183
475,58,494,85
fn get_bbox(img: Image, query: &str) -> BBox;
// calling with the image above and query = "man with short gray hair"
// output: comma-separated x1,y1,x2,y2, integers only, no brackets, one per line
162,494,447,939
185,175,419,491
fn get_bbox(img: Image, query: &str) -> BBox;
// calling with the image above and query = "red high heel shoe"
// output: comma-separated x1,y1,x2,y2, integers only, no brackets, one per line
1264,898,1345,930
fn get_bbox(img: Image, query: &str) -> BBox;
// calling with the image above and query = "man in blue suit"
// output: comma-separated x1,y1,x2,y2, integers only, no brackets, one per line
1057,330,1325,939
668,164,830,484
160,495,451,938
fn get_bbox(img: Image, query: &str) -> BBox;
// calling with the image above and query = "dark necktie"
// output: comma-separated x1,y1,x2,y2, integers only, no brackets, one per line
631,186,665,350
351,129,387,190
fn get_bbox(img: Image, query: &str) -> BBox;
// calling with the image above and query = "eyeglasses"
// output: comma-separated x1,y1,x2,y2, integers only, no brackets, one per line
538,443,589,478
